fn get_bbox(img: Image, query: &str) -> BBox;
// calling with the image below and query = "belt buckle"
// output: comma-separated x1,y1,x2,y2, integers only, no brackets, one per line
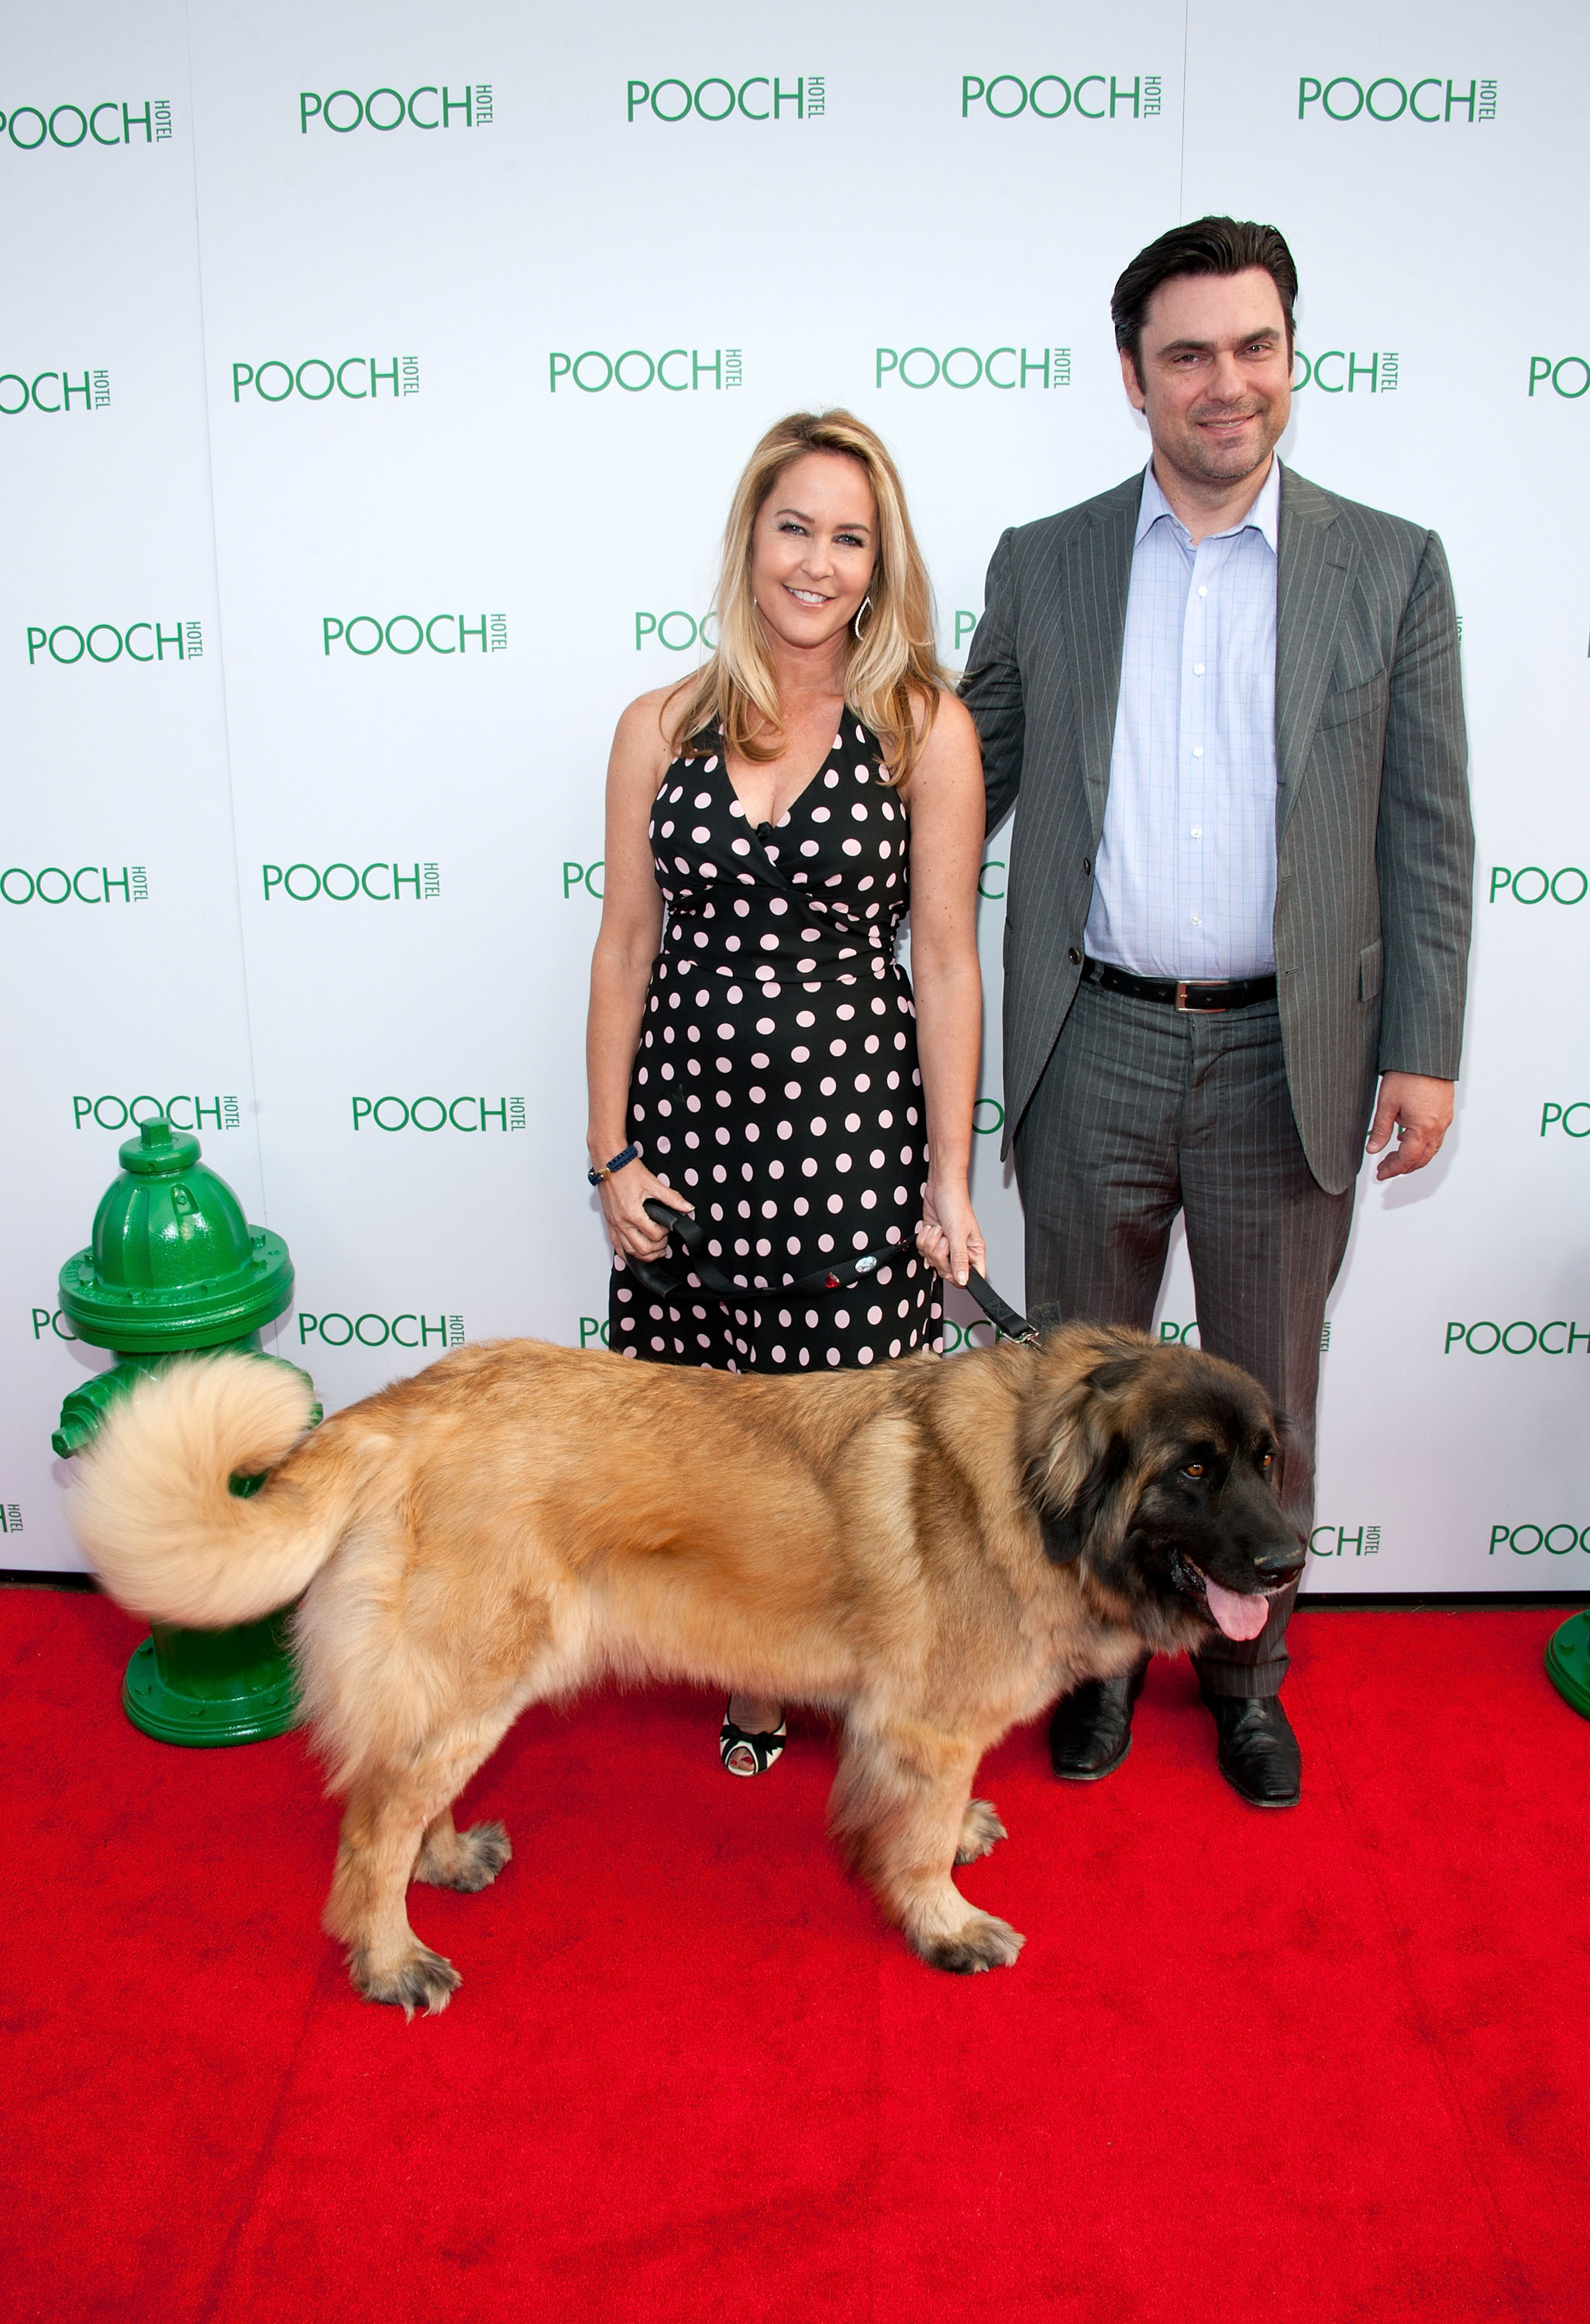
1176,980,1228,1014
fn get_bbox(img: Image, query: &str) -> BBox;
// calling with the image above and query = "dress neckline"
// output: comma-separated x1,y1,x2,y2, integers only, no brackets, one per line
706,716,879,834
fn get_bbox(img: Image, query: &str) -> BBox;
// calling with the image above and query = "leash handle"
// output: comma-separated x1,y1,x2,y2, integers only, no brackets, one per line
963,1266,1039,1346
627,1203,1039,1347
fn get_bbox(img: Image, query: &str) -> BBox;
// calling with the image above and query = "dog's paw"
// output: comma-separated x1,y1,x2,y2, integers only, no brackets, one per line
920,1913,1026,1976
349,1941,462,2018
416,1819,513,1893
955,1799,1008,1865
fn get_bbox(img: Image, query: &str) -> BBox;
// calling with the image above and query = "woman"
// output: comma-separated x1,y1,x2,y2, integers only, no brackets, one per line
585,408,986,1775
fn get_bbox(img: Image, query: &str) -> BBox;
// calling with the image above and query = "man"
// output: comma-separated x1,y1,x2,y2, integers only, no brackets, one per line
961,218,1472,1807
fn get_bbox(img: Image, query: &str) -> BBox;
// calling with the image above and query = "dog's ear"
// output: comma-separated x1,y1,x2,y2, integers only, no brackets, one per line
1025,1432,1131,1566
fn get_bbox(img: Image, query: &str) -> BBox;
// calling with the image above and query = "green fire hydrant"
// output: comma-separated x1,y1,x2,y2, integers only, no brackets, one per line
1546,1614,1590,1720
53,1116,318,1746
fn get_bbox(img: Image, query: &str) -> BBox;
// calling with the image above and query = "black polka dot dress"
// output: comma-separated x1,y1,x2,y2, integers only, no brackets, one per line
609,717,941,1370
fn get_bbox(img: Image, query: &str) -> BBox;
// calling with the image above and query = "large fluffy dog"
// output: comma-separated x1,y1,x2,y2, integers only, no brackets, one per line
71,1325,1302,2009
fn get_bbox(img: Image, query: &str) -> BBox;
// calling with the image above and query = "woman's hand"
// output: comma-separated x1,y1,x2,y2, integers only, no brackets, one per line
597,1161,693,1263
917,1177,986,1290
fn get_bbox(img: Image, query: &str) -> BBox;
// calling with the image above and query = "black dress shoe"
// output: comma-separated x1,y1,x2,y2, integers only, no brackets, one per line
1049,1662,1149,1783
1201,1691,1302,1808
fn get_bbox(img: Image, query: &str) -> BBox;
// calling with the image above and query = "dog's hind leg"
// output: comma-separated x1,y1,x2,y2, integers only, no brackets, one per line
955,1798,1007,1865
831,1726,1024,1975
324,1712,520,2014
415,1808,512,1893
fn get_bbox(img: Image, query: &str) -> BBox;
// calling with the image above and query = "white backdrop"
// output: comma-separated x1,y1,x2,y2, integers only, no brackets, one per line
3,0,1587,1591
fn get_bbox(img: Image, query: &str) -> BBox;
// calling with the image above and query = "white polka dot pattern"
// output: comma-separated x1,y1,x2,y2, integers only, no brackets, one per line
611,719,939,1371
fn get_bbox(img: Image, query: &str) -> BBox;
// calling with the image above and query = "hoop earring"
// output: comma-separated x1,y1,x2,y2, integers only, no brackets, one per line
852,594,873,641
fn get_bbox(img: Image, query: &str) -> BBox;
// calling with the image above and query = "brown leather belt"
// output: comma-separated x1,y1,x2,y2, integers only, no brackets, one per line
1081,956,1279,1013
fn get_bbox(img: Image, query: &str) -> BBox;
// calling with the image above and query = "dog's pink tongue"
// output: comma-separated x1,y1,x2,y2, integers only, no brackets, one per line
1205,1578,1271,1641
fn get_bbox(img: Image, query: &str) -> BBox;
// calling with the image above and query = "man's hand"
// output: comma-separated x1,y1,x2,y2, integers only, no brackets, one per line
1366,1073,1455,1181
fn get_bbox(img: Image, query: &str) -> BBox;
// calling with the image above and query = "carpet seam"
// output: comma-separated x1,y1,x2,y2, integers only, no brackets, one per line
188,1943,335,2324
1311,1689,1544,2322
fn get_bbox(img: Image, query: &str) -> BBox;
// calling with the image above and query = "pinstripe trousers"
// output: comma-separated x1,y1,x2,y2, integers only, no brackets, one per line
1013,978,1355,1697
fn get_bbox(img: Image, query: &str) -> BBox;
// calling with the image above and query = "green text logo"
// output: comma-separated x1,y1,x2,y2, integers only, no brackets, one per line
1162,1318,1333,1353
1540,1105,1590,1139
635,609,718,651
1293,349,1398,393
1298,77,1495,122
1310,1523,1381,1557
0,367,109,414
876,346,1069,390
351,1095,525,1132
74,1093,239,1132
549,347,741,393
1491,865,1588,904
296,1308,464,1349
322,614,504,655
299,86,491,133
31,1306,80,1342
263,861,440,902
1446,1318,1590,1353
578,1316,611,1346
4,865,147,906
562,861,604,900
0,1501,22,1534
0,100,170,149
626,76,824,122
26,620,200,665
1489,1522,1590,1557
1529,358,1589,400
961,74,1160,119
232,357,418,403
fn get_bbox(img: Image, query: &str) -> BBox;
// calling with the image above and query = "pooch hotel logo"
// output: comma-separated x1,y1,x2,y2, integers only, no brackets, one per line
0,98,171,148
298,84,492,133
27,620,201,665
549,347,742,394
876,344,1071,390
1296,74,1496,122
960,73,1162,119
2,366,111,414
625,76,825,122
232,357,419,404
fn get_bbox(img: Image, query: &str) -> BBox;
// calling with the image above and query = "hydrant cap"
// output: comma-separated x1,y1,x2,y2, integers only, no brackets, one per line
57,1116,294,1352
119,1116,204,1177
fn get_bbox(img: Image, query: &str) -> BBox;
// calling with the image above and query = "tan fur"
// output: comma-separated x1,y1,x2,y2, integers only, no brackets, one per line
70,1326,1254,2010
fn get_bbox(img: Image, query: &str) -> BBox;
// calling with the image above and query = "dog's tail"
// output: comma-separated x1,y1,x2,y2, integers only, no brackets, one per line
70,1353,350,1628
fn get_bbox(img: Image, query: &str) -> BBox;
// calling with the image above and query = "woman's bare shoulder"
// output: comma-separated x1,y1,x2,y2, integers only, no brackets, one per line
614,681,691,754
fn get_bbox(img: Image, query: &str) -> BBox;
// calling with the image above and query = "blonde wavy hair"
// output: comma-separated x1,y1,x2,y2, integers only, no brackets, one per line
666,409,950,785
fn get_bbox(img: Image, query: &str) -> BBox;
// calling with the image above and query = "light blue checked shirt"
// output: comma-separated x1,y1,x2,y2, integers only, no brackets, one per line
1084,456,1281,980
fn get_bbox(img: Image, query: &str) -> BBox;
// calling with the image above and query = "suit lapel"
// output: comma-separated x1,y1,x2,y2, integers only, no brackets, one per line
1275,466,1354,842
1060,475,1138,840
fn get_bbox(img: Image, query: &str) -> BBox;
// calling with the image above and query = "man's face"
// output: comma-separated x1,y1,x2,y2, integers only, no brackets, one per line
1122,266,1292,491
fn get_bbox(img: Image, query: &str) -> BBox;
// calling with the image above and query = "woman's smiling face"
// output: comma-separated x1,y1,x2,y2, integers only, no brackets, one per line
748,450,877,655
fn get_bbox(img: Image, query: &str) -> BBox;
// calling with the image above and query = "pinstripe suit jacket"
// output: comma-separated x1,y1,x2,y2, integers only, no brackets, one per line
962,465,1474,1195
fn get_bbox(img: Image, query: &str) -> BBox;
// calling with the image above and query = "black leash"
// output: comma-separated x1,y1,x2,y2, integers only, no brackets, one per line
628,1200,1040,1346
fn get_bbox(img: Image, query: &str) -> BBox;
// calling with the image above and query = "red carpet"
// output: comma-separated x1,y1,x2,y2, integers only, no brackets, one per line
2,1592,1586,2323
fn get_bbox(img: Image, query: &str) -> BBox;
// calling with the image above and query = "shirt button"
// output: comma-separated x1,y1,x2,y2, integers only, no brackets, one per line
1198,586,1208,598
1193,663,1206,675
1191,916,1203,927
1190,827,1202,838
1192,746,1203,758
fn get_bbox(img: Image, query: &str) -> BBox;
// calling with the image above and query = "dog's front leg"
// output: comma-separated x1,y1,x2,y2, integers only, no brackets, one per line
829,1725,1025,1975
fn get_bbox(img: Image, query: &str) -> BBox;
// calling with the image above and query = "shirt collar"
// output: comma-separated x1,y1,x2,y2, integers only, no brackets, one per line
1137,454,1281,552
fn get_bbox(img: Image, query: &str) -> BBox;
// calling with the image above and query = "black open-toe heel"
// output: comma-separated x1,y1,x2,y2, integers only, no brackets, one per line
719,1703,786,1777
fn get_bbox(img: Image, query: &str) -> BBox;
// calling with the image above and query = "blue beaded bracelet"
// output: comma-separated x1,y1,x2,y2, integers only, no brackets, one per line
587,1142,641,1186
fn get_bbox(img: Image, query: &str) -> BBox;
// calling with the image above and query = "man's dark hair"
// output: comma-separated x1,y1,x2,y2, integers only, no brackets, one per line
1111,217,1298,380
